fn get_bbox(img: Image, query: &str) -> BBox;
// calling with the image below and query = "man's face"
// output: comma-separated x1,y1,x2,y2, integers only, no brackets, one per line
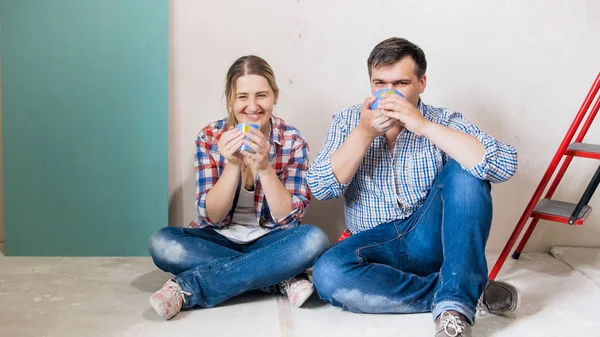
369,56,426,107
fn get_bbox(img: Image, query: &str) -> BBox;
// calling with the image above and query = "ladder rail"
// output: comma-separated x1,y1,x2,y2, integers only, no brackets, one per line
569,164,600,224
489,72,600,280
566,95,600,224
546,93,600,198
574,93,600,143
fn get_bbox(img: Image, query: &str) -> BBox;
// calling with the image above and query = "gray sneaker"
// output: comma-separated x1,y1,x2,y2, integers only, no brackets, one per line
435,311,471,337
481,280,521,315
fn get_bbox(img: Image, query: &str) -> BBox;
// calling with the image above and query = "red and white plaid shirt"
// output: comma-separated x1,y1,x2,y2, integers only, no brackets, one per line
189,116,310,230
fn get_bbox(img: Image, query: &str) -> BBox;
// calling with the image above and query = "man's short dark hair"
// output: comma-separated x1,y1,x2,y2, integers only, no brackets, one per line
367,37,427,79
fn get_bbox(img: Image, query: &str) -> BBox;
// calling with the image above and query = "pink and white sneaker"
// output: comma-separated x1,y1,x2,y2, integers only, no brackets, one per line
149,279,191,320
280,275,315,307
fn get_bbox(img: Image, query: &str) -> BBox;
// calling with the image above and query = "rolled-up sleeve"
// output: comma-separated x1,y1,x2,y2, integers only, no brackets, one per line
307,113,351,200
271,136,311,227
445,111,518,183
194,132,221,227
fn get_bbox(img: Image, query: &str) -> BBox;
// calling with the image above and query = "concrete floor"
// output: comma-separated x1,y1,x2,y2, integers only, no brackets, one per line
1,244,599,337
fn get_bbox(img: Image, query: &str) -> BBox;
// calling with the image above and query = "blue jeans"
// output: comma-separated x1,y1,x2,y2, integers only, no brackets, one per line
312,160,492,324
148,224,329,309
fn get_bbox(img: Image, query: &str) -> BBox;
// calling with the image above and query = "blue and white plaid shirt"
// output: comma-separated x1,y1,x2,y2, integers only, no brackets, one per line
307,100,518,233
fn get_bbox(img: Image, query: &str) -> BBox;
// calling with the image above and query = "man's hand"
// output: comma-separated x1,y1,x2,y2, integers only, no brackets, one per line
358,96,397,138
380,94,487,169
379,95,430,136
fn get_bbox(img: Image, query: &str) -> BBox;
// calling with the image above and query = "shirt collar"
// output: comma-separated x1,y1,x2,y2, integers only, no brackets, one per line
268,116,284,146
417,98,425,115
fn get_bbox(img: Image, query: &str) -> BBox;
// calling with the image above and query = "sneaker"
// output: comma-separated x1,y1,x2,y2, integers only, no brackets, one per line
480,280,521,315
149,279,191,320
280,274,315,307
435,311,471,337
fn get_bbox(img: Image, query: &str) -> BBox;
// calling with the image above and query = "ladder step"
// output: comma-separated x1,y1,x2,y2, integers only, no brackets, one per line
566,142,600,159
532,199,592,225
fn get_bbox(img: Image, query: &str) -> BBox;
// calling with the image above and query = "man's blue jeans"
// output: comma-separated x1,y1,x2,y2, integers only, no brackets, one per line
312,160,492,323
149,224,329,309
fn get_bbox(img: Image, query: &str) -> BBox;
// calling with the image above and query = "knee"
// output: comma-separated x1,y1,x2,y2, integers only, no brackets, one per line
148,227,186,265
295,225,330,263
312,251,371,312
312,249,344,299
313,252,422,313
440,160,491,202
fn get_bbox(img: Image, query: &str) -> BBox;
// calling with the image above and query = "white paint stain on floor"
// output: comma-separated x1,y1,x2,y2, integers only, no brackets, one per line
0,247,599,337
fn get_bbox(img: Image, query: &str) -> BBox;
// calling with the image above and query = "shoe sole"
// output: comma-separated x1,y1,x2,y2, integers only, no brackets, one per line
290,285,315,308
488,280,521,315
513,284,522,312
149,296,171,320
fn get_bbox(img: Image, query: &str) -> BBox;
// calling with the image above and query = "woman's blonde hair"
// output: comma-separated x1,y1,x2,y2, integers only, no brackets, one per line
225,55,279,128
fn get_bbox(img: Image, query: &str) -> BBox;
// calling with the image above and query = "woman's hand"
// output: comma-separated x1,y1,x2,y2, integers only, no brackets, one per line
217,127,245,166
241,128,271,172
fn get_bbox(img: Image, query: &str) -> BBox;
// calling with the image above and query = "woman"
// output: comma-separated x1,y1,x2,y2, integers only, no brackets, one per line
148,55,329,320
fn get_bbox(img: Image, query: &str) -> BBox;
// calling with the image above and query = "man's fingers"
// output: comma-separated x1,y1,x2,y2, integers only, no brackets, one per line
379,100,400,112
373,112,391,121
380,95,411,112
380,94,407,104
375,118,394,131
382,110,402,120
361,96,377,111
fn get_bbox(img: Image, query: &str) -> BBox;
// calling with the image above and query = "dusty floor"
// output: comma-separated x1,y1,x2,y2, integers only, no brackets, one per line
1,244,599,337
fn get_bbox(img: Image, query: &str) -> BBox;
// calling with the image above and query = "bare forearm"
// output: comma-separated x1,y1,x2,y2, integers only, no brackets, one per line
421,122,485,169
258,166,292,219
205,163,241,223
331,126,375,184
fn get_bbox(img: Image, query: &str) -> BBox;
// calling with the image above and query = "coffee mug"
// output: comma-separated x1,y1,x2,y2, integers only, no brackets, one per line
236,123,260,152
371,88,405,110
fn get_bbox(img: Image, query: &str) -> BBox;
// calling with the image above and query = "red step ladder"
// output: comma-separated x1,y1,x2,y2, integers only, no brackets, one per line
490,72,600,280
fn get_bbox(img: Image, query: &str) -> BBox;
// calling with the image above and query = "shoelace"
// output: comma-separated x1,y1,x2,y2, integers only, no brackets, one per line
441,312,466,337
281,278,295,295
168,282,191,303
475,298,488,317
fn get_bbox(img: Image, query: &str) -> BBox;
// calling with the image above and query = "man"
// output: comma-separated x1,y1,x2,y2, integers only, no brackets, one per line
307,37,520,337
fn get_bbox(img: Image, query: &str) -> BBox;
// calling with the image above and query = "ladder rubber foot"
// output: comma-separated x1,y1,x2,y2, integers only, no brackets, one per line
511,252,521,260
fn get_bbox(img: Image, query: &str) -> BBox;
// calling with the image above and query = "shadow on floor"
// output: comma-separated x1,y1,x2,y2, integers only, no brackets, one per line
300,292,328,309
217,290,274,307
131,270,173,293
472,311,519,336
143,307,165,322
